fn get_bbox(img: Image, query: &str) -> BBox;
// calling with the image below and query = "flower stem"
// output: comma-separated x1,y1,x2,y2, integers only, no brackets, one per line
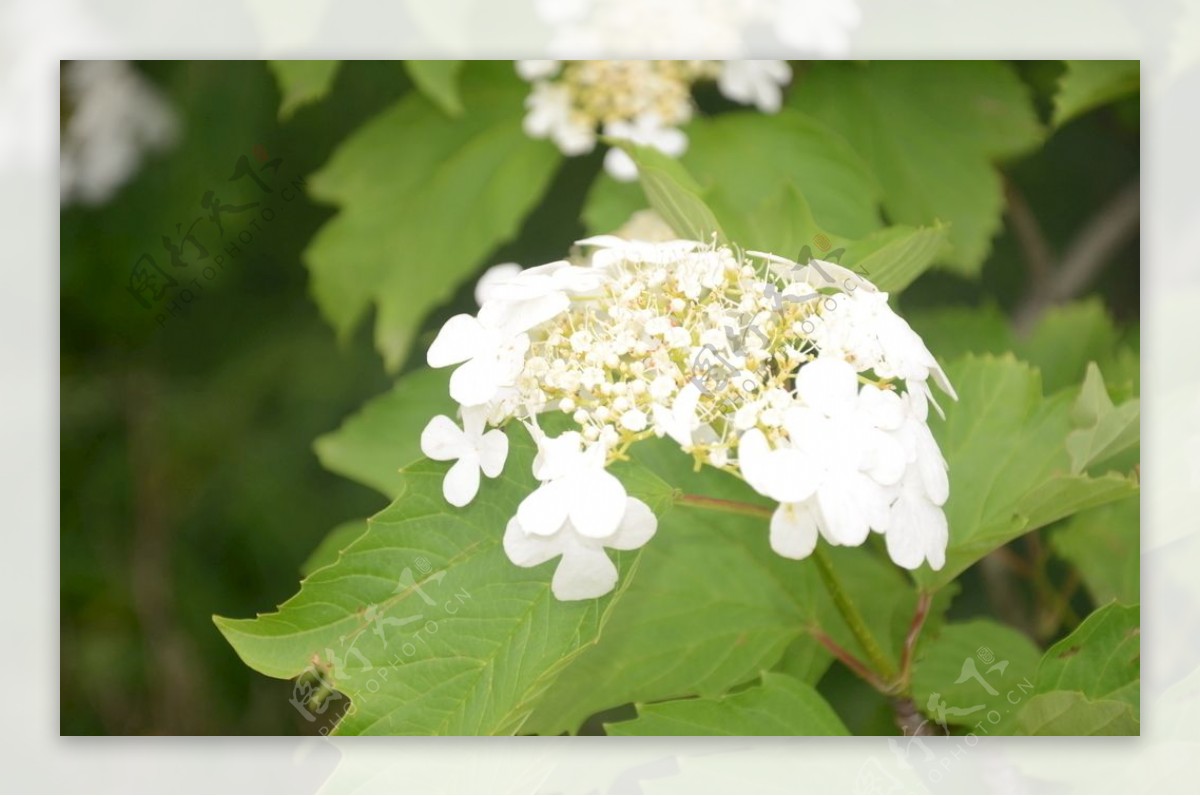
674,492,773,520
813,546,899,687
676,491,902,690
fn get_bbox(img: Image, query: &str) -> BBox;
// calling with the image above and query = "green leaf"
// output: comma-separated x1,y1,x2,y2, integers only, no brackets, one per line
916,354,1138,590
907,304,1015,363
772,635,835,686
839,223,950,293
709,181,845,263
588,110,882,243
911,619,1042,728
1016,299,1120,395
521,440,939,735
314,368,454,500
1054,60,1140,127
215,425,640,735
606,673,849,736
790,61,1042,274
269,60,341,121
908,299,1136,401
1051,494,1139,605
302,519,368,576
1011,603,1140,734
403,60,465,117
305,62,561,370
1015,690,1138,735
1066,363,1140,475
1036,603,1140,709
680,110,883,239
610,140,725,242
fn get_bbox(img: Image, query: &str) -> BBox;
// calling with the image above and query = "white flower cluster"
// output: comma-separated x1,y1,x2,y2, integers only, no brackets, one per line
60,60,180,207
516,60,792,181
421,237,956,600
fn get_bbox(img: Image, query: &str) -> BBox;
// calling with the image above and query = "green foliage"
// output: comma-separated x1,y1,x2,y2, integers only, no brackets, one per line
269,60,341,120
790,61,1042,274
302,519,368,576
404,60,465,117
607,673,850,735
1051,495,1139,605
1054,61,1140,127
304,61,561,370
216,425,643,735
1012,603,1140,734
911,619,1042,728
918,354,1138,589
603,134,946,295
588,109,882,240
314,367,453,499
606,140,726,242
1066,363,1140,475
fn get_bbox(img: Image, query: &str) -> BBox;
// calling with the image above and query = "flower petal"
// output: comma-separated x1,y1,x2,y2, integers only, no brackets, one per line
770,501,820,560
606,498,657,551
766,448,821,503
442,455,481,507
420,415,468,461
885,486,948,571
551,542,619,601
427,314,486,368
502,515,564,568
448,355,505,407
816,479,871,546
476,429,509,478
603,147,639,182
568,469,627,539
795,356,859,417
517,479,571,536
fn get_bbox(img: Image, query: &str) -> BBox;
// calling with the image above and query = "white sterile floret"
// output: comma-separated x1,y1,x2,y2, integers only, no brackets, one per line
504,497,657,600
518,429,628,539
420,406,509,507
716,60,792,113
426,313,533,407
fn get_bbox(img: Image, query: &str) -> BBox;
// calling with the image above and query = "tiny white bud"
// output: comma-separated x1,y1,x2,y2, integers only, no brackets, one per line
620,408,648,432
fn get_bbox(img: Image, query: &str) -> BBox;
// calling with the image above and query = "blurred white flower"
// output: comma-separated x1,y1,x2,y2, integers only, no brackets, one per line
602,113,688,181
529,0,860,57
420,406,509,507
522,81,596,156
515,57,792,179
775,0,862,56
504,496,657,600
717,60,793,113
60,60,179,207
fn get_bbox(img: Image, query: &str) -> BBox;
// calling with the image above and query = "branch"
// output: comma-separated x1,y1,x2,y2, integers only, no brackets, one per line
1005,178,1055,290
1013,180,1140,335
897,591,934,688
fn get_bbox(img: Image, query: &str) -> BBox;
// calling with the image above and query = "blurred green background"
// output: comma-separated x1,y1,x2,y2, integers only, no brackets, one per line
60,60,1138,735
